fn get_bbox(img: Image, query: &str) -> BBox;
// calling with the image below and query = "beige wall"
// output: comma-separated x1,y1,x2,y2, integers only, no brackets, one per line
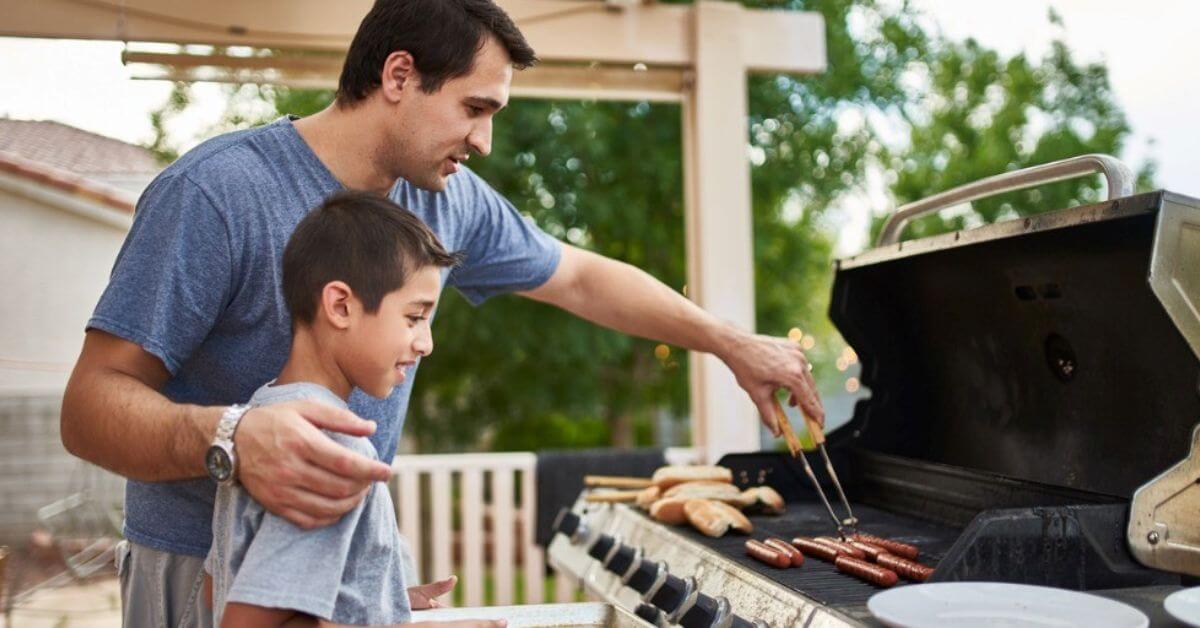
0,171,130,395
0,174,132,542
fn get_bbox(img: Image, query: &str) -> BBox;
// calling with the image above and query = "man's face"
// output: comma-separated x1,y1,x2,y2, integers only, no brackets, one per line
387,36,513,191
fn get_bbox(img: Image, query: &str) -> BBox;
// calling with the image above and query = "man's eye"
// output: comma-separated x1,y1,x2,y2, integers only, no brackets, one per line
407,315,426,324
467,105,483,116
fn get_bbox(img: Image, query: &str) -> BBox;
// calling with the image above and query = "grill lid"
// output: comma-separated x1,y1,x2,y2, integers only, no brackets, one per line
830,187,1200,498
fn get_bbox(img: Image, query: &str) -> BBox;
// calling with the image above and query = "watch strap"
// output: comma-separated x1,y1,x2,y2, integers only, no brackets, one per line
214,404,251,445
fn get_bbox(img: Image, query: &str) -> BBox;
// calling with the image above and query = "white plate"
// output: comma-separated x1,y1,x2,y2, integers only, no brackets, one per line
867,582,1149,628
1165,586,1200,627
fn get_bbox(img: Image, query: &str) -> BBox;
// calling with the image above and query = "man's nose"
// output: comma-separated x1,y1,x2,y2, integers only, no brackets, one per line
467,119,492,157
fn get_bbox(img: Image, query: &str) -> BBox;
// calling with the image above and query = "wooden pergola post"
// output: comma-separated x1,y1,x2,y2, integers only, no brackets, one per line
0,0,826,462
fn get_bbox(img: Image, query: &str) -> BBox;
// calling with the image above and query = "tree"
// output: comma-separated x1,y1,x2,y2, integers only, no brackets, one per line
874,19,1155,242
146,2,1148,452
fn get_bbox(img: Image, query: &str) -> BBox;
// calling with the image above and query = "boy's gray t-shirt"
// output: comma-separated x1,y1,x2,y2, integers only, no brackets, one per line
88,116,561,557
207,382,410,625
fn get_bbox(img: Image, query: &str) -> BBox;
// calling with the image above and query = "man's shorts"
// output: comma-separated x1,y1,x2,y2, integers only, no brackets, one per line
116,540,212,628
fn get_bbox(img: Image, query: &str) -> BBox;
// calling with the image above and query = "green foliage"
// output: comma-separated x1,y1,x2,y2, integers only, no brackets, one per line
147,0,1149,452
875,30,1154,242
419,100,691,451
145,82,192,164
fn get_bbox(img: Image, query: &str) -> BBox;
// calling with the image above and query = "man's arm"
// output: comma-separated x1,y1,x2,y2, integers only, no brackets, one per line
519,245,824,434
61,330,392,528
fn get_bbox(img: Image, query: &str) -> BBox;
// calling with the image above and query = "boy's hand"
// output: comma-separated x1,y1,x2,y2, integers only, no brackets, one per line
408,575,457,609
234,400,393,529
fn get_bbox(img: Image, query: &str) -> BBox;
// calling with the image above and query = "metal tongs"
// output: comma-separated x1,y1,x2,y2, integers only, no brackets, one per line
771,397,859,539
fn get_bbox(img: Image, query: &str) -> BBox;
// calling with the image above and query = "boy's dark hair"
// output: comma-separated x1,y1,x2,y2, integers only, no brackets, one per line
283,191,464,325
337,0,537,103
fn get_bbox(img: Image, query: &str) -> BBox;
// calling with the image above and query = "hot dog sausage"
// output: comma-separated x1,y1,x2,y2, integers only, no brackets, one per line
764,538,804,567
745,539,791,568
815,536,867,559
876,553,934,582
850,533,919,560
834,555,898,587
847,539,886,561
791,537,839,562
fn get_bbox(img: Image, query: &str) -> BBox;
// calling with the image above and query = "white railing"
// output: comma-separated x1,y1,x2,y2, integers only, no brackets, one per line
389,448,699,606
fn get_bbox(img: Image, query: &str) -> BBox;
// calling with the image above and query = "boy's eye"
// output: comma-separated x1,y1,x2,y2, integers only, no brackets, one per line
407,315,426,324
467,105,483,116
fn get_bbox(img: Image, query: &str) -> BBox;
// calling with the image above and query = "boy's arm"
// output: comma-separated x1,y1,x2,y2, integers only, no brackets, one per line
314,620,505,628
61,330,389,527
222,602,310,628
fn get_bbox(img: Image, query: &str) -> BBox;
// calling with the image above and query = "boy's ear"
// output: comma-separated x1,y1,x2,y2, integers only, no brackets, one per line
320,281,356,329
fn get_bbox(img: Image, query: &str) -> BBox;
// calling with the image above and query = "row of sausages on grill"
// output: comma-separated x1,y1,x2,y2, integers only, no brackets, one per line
743,533,933,588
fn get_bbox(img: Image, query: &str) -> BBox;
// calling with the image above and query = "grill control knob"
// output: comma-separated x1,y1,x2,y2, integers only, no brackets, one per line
649,574,692,616
552,508,594,545
635,603,664,625
552,508,580,536
678,592,719,628
586,533,616,562
629,560,667,596
605,543,638,576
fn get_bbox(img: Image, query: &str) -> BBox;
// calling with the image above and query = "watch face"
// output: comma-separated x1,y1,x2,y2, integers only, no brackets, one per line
206,446,233,483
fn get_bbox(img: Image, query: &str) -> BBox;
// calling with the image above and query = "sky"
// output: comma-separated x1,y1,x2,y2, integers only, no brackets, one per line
1,1,1197,253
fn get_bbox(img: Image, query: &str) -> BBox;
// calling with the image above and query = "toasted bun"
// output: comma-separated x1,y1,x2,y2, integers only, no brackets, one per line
635,485,661,509
662,481,743,503
649,496,690,525
741,486,786,515
683,499,754,537
651,465,733,489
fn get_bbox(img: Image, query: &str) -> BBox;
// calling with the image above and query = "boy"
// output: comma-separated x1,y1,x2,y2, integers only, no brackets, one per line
206,191,494,627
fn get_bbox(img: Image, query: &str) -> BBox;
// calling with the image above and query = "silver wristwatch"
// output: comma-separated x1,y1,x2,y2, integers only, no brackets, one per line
205,404,251,486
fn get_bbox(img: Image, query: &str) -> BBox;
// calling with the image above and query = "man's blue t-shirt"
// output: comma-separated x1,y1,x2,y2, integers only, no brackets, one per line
88,117,561,557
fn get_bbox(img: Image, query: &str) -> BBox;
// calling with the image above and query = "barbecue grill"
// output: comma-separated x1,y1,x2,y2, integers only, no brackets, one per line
547,155,1200,627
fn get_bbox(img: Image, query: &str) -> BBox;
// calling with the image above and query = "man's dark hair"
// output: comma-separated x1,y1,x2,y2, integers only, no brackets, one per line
283,191,464,325
337,0,538,103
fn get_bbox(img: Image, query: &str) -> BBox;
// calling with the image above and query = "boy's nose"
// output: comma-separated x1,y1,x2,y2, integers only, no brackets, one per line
414,326,434,357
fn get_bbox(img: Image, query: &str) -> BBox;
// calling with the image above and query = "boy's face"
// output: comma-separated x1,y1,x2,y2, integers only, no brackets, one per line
342,265,443,399
384,35,512,191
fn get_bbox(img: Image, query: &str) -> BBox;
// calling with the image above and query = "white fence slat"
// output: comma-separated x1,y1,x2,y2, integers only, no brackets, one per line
461,468,485,607
391,452,555,606
520,466,544,604
398,469,422,580
554,568,576,603
430,469,452,581
492,468,515,605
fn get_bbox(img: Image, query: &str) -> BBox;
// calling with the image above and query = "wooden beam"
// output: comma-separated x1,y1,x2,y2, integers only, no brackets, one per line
684,1,760,462
124,50,688,102
1,0,824,74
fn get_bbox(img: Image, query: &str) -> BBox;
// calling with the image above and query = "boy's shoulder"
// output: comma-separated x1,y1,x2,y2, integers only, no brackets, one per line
247,382,379,461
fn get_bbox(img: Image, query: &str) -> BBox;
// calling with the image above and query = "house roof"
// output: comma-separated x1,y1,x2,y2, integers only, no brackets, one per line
0,119,163,214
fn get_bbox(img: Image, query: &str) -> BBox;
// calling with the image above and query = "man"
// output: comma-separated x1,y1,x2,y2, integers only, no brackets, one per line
61,0,823,625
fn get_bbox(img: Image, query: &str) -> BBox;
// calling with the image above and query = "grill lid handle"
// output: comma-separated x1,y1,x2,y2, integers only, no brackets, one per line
875,153,1135,246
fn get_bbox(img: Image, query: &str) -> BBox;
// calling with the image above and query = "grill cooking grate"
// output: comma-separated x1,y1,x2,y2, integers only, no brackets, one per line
655,501,959,608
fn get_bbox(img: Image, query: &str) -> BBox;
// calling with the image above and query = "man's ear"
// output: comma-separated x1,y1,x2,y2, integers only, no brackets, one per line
320,281,356,329
380,51,420,103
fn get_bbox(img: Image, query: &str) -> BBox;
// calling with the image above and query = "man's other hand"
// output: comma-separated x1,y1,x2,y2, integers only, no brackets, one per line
235,400,392,528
